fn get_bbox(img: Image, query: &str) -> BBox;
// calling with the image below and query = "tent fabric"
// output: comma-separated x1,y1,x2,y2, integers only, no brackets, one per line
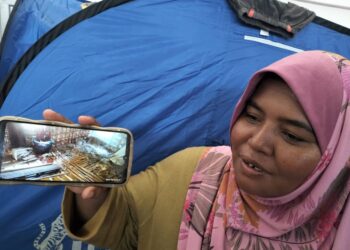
0,0,131,103
0,0,82,85
0,0,350,249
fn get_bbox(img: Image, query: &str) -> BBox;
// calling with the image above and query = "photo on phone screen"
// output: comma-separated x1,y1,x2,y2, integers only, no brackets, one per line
0,120,132,185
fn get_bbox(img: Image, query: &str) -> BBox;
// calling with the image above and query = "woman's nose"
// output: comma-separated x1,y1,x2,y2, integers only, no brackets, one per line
247,124,274,155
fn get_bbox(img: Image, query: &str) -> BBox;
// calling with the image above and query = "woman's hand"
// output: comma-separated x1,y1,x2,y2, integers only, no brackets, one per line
43,109,110,224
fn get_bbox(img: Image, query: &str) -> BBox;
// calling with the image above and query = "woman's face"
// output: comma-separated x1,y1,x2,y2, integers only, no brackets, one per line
231,77,321,197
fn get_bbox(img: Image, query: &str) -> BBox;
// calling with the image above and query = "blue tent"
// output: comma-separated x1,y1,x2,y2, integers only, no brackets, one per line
0,0,350,249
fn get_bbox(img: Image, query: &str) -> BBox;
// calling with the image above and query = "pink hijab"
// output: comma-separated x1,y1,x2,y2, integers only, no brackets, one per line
178,51,350,249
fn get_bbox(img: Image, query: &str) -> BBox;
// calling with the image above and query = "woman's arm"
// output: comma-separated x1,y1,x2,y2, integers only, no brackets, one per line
69,186,110,229
44,109,137,249
43,109,110,225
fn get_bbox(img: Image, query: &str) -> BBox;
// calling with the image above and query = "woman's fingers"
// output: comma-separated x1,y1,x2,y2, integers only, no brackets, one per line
78,115,100,126
67,186,86,195
43,109,73,124
43,109,106,200
43,109,100,127
82,186,108,199
67,186,108,200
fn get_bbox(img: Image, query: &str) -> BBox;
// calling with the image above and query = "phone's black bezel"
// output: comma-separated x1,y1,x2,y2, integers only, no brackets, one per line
0,118,133,186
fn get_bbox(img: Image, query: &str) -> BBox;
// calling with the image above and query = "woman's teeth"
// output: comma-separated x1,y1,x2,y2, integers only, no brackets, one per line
247,162,262,172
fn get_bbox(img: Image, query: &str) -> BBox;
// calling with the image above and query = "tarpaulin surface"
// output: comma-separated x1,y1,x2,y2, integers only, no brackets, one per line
0,0,350,249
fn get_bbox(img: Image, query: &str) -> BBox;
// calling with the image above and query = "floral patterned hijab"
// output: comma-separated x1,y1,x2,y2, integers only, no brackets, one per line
178,51,350,249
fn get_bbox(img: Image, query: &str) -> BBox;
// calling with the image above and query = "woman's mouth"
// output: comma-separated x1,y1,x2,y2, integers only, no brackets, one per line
243,159,263,172
239,157,268,176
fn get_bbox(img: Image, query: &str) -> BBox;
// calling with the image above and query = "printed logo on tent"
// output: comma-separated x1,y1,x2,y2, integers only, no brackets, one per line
33,214,97,250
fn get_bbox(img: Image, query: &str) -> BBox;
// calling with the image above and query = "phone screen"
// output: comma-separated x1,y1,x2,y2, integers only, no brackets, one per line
0,120,132,185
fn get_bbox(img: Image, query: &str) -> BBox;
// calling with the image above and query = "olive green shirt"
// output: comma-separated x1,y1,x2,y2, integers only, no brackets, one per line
62,147,207,250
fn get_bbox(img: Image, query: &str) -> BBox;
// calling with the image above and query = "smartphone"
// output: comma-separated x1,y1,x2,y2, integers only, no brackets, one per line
0,116,133,187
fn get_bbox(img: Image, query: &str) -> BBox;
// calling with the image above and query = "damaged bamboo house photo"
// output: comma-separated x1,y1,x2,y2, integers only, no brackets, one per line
0,121,129,184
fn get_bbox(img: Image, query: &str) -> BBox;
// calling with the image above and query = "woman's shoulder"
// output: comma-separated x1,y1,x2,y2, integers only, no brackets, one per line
171,145,231,159
169,146,209,159
127,145,231,190
142,146,210,176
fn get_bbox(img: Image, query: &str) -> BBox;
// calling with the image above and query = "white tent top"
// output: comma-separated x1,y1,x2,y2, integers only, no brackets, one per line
0,0,15,39
286,0,350,28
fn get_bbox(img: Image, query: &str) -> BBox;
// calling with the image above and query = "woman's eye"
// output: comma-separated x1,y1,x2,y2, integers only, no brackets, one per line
282,131,305,144
245,112,260,123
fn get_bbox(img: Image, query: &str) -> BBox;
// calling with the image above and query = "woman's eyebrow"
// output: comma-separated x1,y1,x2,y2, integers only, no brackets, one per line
248,100,314,134
246,100,262,112
280,118,314,134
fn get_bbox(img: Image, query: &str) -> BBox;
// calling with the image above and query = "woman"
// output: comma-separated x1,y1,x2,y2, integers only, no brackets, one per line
45,50,350,249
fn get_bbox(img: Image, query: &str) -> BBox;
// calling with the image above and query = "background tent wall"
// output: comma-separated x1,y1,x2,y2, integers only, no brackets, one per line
0,0,350,249
1,0,350,86
0,0,85,84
